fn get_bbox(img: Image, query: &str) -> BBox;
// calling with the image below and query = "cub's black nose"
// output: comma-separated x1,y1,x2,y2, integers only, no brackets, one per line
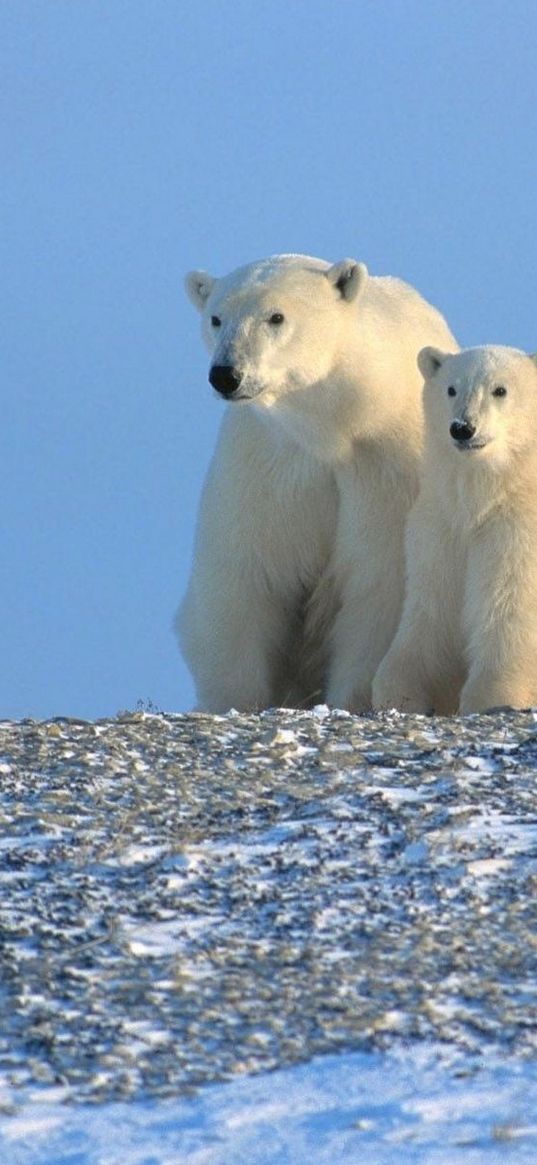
450,419,476,442
209,365,242,398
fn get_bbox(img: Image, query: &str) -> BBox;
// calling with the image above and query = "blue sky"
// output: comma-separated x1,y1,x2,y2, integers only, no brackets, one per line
3,0,537,720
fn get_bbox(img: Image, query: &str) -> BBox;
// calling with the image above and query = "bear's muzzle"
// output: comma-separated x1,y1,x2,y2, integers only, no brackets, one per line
209,365,243,399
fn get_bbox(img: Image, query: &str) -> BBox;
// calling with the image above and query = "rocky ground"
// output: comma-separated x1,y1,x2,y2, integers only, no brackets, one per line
0,706,536,1109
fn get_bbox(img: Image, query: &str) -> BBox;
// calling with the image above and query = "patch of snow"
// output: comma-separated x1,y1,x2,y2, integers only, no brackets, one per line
462,755,498,775
0,834,59,853
403,839,429,865
369,784,426,806
466,857,513,878
271,728,299,745
455,811,537,856
2,1044,537,1164
114,844,167,867
121,919,189,958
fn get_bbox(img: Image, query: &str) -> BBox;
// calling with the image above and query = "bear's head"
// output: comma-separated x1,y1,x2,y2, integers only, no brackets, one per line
185,255,367,407
418,345,537,468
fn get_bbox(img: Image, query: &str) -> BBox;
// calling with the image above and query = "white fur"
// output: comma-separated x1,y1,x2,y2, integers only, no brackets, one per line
373,345,537,715
178,254,458,712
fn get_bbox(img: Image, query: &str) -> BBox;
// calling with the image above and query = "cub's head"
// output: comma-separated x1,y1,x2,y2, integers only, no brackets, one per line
418,344,537,466
185,254,367,405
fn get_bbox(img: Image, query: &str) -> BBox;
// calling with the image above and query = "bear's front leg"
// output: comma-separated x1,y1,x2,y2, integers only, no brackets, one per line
460,526,537,714
324,462,411,712
372,642,435,714
373,493,464,715
178,409,338,713
459,669,535,714
179,582,288,713
327,587,403,712
459,651,537,713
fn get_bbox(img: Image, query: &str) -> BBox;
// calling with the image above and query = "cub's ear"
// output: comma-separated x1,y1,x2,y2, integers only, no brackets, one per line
418,346,449,380
326,259,368,303
185,270,216,311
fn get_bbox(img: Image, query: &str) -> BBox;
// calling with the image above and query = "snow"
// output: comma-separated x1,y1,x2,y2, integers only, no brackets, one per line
2,1044,537,1164
2,707,537,1162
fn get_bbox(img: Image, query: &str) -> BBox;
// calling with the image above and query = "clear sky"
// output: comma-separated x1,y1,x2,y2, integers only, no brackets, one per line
3,0,537,720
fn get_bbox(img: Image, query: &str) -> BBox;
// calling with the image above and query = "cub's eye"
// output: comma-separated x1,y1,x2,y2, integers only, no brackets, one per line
493,385,507,397
211,315,222,328
447,385,456,397
268,312,285,326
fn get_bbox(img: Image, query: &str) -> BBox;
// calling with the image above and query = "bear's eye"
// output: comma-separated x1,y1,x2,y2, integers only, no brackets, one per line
211,315,222,328
492,385,507,398
268,312,285,326
447,385,456,397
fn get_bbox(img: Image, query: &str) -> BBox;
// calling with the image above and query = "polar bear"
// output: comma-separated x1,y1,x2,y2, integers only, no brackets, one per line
373,344,537,716
177,254,458,713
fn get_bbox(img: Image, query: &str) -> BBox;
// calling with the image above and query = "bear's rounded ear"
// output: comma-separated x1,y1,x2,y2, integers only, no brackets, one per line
185,270,216,311
417,346,448,381
326,259,368,303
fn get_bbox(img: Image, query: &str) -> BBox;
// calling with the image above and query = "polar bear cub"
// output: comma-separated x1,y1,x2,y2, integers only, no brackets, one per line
373,344,537,715
178,254,458,713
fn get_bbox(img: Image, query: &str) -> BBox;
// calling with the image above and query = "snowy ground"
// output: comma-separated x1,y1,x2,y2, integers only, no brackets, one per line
1,707,537,1162
3,1043,537,1164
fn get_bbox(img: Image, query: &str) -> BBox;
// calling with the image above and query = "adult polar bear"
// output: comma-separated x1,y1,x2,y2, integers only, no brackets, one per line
178,254,458,712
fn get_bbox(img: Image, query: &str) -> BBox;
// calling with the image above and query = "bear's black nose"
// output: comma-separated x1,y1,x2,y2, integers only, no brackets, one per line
209,365,242,398
450,419,476,442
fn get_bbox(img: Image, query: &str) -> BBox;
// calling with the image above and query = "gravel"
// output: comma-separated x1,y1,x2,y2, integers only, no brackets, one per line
0,706,536,1106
